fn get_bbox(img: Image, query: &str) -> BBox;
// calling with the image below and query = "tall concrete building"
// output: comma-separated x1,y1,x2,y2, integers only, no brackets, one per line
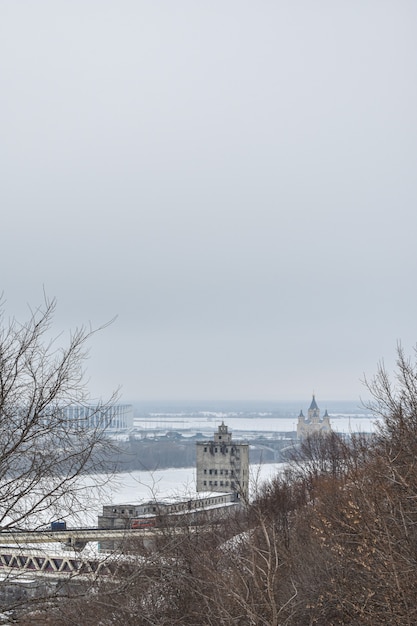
196,422,249,500
297,394,331,439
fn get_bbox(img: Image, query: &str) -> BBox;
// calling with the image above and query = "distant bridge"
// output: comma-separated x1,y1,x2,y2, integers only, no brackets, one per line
0,524,211,578
0,528,157,578
0,549,117,578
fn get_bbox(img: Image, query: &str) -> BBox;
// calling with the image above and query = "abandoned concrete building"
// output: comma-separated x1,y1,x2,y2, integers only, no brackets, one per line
196,422,249,500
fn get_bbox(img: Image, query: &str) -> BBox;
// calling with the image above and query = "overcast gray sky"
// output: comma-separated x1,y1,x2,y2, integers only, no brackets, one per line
1,1,416,403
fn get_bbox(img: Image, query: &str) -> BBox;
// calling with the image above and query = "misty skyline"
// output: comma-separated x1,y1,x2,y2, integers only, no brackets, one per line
1,1,416,402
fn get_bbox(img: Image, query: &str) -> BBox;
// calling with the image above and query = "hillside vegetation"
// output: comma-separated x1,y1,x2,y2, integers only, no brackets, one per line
23,347,417,625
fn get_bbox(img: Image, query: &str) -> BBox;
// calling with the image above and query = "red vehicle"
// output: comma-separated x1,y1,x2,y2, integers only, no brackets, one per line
131,517,156,529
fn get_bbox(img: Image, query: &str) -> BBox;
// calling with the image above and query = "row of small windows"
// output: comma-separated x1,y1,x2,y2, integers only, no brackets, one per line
199,496,228,505
203,480,230,487
113,506,157,515
108,494,234,517
203,468,236,476
166,495,230,510
203,446,240,454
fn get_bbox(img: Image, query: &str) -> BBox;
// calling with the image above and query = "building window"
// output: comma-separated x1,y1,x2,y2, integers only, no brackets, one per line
220,481,223,486
203,481,207,486
225,470,228,475
209,480,212,486
214,481,217,486
214,469,218,475
220,469,223,475
204,447,207,452
209,469,213,475
204,469,207,474
215,447,218,453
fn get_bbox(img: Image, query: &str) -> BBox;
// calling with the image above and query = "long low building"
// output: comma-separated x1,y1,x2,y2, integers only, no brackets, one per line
97,492,239,551
99,491,238,527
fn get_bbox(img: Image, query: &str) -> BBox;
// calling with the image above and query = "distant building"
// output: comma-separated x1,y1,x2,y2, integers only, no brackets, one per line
196,422,249,500
297,395,331,439
60,404,134,431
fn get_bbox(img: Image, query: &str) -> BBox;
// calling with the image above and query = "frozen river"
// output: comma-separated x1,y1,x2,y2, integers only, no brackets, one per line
106,462,285,505
83,406,380,525
76,462,286,527
134,414,377,437
96,410,378,520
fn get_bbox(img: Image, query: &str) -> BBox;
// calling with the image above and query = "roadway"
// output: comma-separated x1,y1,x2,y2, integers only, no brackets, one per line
0,527,153,547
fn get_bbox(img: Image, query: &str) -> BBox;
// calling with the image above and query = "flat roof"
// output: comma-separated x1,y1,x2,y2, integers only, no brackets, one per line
104,492,233,508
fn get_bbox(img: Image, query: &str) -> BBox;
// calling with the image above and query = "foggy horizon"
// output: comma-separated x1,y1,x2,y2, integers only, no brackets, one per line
1,2,416,403
129,397,368,413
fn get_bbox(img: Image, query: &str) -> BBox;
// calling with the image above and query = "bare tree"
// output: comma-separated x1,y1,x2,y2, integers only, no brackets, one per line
0,296,117,531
